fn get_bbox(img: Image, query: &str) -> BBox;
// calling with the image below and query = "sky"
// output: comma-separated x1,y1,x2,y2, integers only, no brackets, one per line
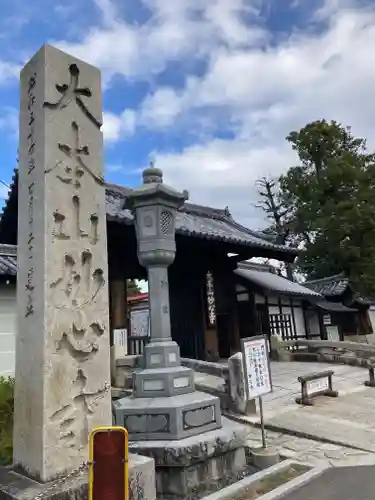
1,0,375,230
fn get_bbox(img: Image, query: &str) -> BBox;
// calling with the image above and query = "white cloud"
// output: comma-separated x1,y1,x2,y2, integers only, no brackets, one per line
139,88,186,128
93,0,119,27
0,183,10,201
53,0,268,85
0,61,20,86
153,139,294,230
126,4,375,229
102,109,136,142
50,0,375,231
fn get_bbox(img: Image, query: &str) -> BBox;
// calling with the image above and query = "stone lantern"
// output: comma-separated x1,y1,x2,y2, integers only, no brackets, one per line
126,165,194,398
114,164,222,440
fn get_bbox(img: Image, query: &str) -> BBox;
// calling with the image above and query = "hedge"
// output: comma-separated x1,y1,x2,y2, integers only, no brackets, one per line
0,376,14,465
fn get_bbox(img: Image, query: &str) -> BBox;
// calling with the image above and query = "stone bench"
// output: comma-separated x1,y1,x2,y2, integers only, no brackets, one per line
295,370,338,406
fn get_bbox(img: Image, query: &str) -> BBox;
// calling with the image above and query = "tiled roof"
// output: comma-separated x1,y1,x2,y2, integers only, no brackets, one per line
315,300,357,312
235,262,322,298
0,244,17,276
1,172,298,258
304,273,349,296
106,184,297,256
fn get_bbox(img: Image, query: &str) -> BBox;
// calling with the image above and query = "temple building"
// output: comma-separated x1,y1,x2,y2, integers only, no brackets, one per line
304,274,373,341
3,170,375,370
0,244,16,376
0,170,298,362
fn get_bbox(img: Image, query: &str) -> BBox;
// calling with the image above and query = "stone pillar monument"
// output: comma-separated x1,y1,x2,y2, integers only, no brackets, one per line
114,165,221,439
14,45,111,482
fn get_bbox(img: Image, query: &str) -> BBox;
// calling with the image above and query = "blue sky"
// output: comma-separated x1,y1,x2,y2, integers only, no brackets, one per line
1,0,375,229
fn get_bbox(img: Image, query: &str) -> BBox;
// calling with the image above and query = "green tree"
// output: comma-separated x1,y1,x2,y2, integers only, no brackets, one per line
277,119,375,294
127,279,142,297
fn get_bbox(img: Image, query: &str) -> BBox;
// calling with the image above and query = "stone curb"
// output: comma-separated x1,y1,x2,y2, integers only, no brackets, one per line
332,454,375,467
254,464,329,500
224,412,370,453
201,459,329,500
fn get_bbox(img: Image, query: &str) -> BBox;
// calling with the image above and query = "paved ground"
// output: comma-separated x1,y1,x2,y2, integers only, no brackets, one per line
244,425,375,467
195,361,375,497
258,361,368,419
193,360,375,465
236,361,375,452
281,466,375,500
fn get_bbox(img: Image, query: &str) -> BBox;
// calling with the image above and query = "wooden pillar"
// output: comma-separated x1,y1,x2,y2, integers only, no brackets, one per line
109,278,128,345
278,296,283,316
302,301,310,339
109,277,128,386
278,296,284,339
318,310,325,340
290,297,297,339
265,295,269,334
229,273,241,354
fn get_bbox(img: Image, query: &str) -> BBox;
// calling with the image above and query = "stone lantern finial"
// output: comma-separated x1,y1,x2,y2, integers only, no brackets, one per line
142,163,163,184
143,159,163,184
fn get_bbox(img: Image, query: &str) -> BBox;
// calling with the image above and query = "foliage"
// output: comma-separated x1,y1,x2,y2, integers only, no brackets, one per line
0,376,14,465
257,120,375,295
127,279,142,297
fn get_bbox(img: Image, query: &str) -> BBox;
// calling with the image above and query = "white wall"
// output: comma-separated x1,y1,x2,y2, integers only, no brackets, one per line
0,283,16,377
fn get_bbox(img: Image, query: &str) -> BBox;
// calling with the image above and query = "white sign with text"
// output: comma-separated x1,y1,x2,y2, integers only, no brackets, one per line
114,328,128,356
241,335,272,399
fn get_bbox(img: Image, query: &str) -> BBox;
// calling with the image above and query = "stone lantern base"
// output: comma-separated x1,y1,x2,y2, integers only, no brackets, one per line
113,391,221,440
128,417,249,498
133,366,195,398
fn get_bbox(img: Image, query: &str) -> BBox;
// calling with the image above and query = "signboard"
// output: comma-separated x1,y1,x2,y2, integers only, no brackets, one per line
205,271,216,325
326,326,340,342
241,335,272,399
114,328,128,356
89,426,128,500
130,308,150,337
323,314,331,326
306,377,329,396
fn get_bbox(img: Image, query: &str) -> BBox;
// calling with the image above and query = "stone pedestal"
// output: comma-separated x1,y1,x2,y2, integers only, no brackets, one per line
228,352,257,415
128,417,248,498
0,454,156,500
114,391,221,440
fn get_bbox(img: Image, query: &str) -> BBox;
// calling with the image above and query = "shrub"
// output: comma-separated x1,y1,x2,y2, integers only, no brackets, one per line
0,376,14,465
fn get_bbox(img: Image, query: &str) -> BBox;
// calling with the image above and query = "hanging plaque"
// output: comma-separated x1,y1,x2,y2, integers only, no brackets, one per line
206,271,216,326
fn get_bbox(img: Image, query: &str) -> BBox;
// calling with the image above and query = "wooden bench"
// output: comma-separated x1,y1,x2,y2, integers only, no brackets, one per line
295,370,338,405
